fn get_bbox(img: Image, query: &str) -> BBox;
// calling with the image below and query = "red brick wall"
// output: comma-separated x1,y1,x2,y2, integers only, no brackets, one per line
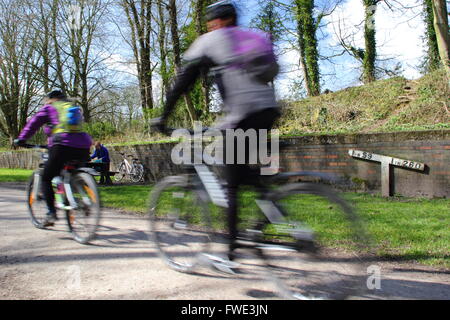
279,130,450,198
1,130,449,198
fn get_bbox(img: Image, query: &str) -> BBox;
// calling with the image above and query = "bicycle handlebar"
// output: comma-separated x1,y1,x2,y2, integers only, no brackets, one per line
119,152,137,158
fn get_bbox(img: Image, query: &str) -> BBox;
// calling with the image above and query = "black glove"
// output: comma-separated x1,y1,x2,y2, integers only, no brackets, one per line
150,117,168,134
13,139,26,147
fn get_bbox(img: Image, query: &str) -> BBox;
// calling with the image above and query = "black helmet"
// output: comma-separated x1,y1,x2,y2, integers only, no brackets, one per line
46,90,67,100
205,1,237,22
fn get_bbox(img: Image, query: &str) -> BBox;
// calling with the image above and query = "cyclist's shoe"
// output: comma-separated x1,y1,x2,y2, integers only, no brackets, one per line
200,253,241,275
43,213,58,227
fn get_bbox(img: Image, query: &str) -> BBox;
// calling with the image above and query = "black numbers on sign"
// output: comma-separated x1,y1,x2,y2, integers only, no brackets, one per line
362,152,372,160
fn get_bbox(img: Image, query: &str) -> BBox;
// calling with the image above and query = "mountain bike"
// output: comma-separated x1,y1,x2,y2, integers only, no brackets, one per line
148,130,371,300
23,144,102,244
115,153,145,183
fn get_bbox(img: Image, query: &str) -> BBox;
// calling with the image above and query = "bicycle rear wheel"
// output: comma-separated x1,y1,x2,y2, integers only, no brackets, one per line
130,163,144,183
259,182,371,300
66,172,101,244
148,175,212,273
26,171,48,229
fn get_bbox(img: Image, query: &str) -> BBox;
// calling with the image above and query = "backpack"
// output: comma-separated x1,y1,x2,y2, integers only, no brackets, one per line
226,27,279,83
51,101,84,134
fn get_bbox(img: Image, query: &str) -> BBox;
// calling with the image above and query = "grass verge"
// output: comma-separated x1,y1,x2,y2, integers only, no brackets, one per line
0,168,33,182
99,184,449,269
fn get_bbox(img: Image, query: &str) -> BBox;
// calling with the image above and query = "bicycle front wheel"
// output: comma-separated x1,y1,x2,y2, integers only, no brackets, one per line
66,172,101,244
114,163,127,182
148,175,212,273
26,171,48,229
260,182,371,300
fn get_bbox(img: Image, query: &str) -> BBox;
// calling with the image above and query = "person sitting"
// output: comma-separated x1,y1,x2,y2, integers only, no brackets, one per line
90,142,113,185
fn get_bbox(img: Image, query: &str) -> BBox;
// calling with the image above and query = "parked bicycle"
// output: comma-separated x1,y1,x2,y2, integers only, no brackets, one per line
115,153,145,183
23,144,102,244
148,129,371,300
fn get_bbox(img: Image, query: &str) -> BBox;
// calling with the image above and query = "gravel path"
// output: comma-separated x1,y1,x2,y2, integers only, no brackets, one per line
1,184,449,300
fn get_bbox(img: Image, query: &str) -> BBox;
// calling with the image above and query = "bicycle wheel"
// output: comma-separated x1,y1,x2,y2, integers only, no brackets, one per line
130,163,144,183
114,162,127,182
66,172,101,244
148,175,212,273
26,171,48,229
259,182,371,300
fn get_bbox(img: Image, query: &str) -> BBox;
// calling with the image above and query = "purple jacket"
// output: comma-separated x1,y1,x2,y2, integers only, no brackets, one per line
19,104,92,149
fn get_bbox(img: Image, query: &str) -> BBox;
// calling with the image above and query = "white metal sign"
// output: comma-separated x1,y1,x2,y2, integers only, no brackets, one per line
348,149,427,197
349,149,426,171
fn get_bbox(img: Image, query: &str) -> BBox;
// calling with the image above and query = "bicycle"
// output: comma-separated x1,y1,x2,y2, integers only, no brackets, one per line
23,144,102,244
148,130,372,300
115,153,145,183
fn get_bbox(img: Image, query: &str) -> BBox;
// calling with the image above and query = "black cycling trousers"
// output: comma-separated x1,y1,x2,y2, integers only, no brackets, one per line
42,145,90,213
224,108,280,248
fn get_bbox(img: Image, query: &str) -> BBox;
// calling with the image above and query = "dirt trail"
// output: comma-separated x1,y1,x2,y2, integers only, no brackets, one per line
0,184,449,300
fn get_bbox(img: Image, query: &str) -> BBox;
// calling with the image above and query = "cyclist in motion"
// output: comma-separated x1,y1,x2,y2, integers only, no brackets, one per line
153,1,280,262
15,90,92,227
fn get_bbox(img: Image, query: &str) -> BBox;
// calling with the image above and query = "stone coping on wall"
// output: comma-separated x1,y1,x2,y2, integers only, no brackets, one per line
278,129,450,146
1,129,449,154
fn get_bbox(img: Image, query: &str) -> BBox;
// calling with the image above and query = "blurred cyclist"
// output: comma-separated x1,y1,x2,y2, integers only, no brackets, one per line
15,90,92,227
152,1,280,262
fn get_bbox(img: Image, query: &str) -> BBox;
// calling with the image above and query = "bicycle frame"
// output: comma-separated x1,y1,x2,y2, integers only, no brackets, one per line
183,137,322,246
121,158,133,174
32,148,99,211
119,156,141,175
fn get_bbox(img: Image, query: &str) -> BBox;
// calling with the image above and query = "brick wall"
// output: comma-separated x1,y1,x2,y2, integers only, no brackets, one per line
1,130,449,198
278,131,449,198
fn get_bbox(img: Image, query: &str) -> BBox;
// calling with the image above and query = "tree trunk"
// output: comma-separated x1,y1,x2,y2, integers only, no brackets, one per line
0,0,42,142
296,9,311,96
157,0,169,104
51,0,66,93
362,0,377,83
194,0,210,114
295,0,321,96
431,0,450,78
167,0,197,123
122,0,154,120
423,0,441,71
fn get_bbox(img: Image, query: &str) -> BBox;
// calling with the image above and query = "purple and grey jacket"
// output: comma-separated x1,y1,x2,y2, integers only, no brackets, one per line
162,26,279,129
18,104,92,149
